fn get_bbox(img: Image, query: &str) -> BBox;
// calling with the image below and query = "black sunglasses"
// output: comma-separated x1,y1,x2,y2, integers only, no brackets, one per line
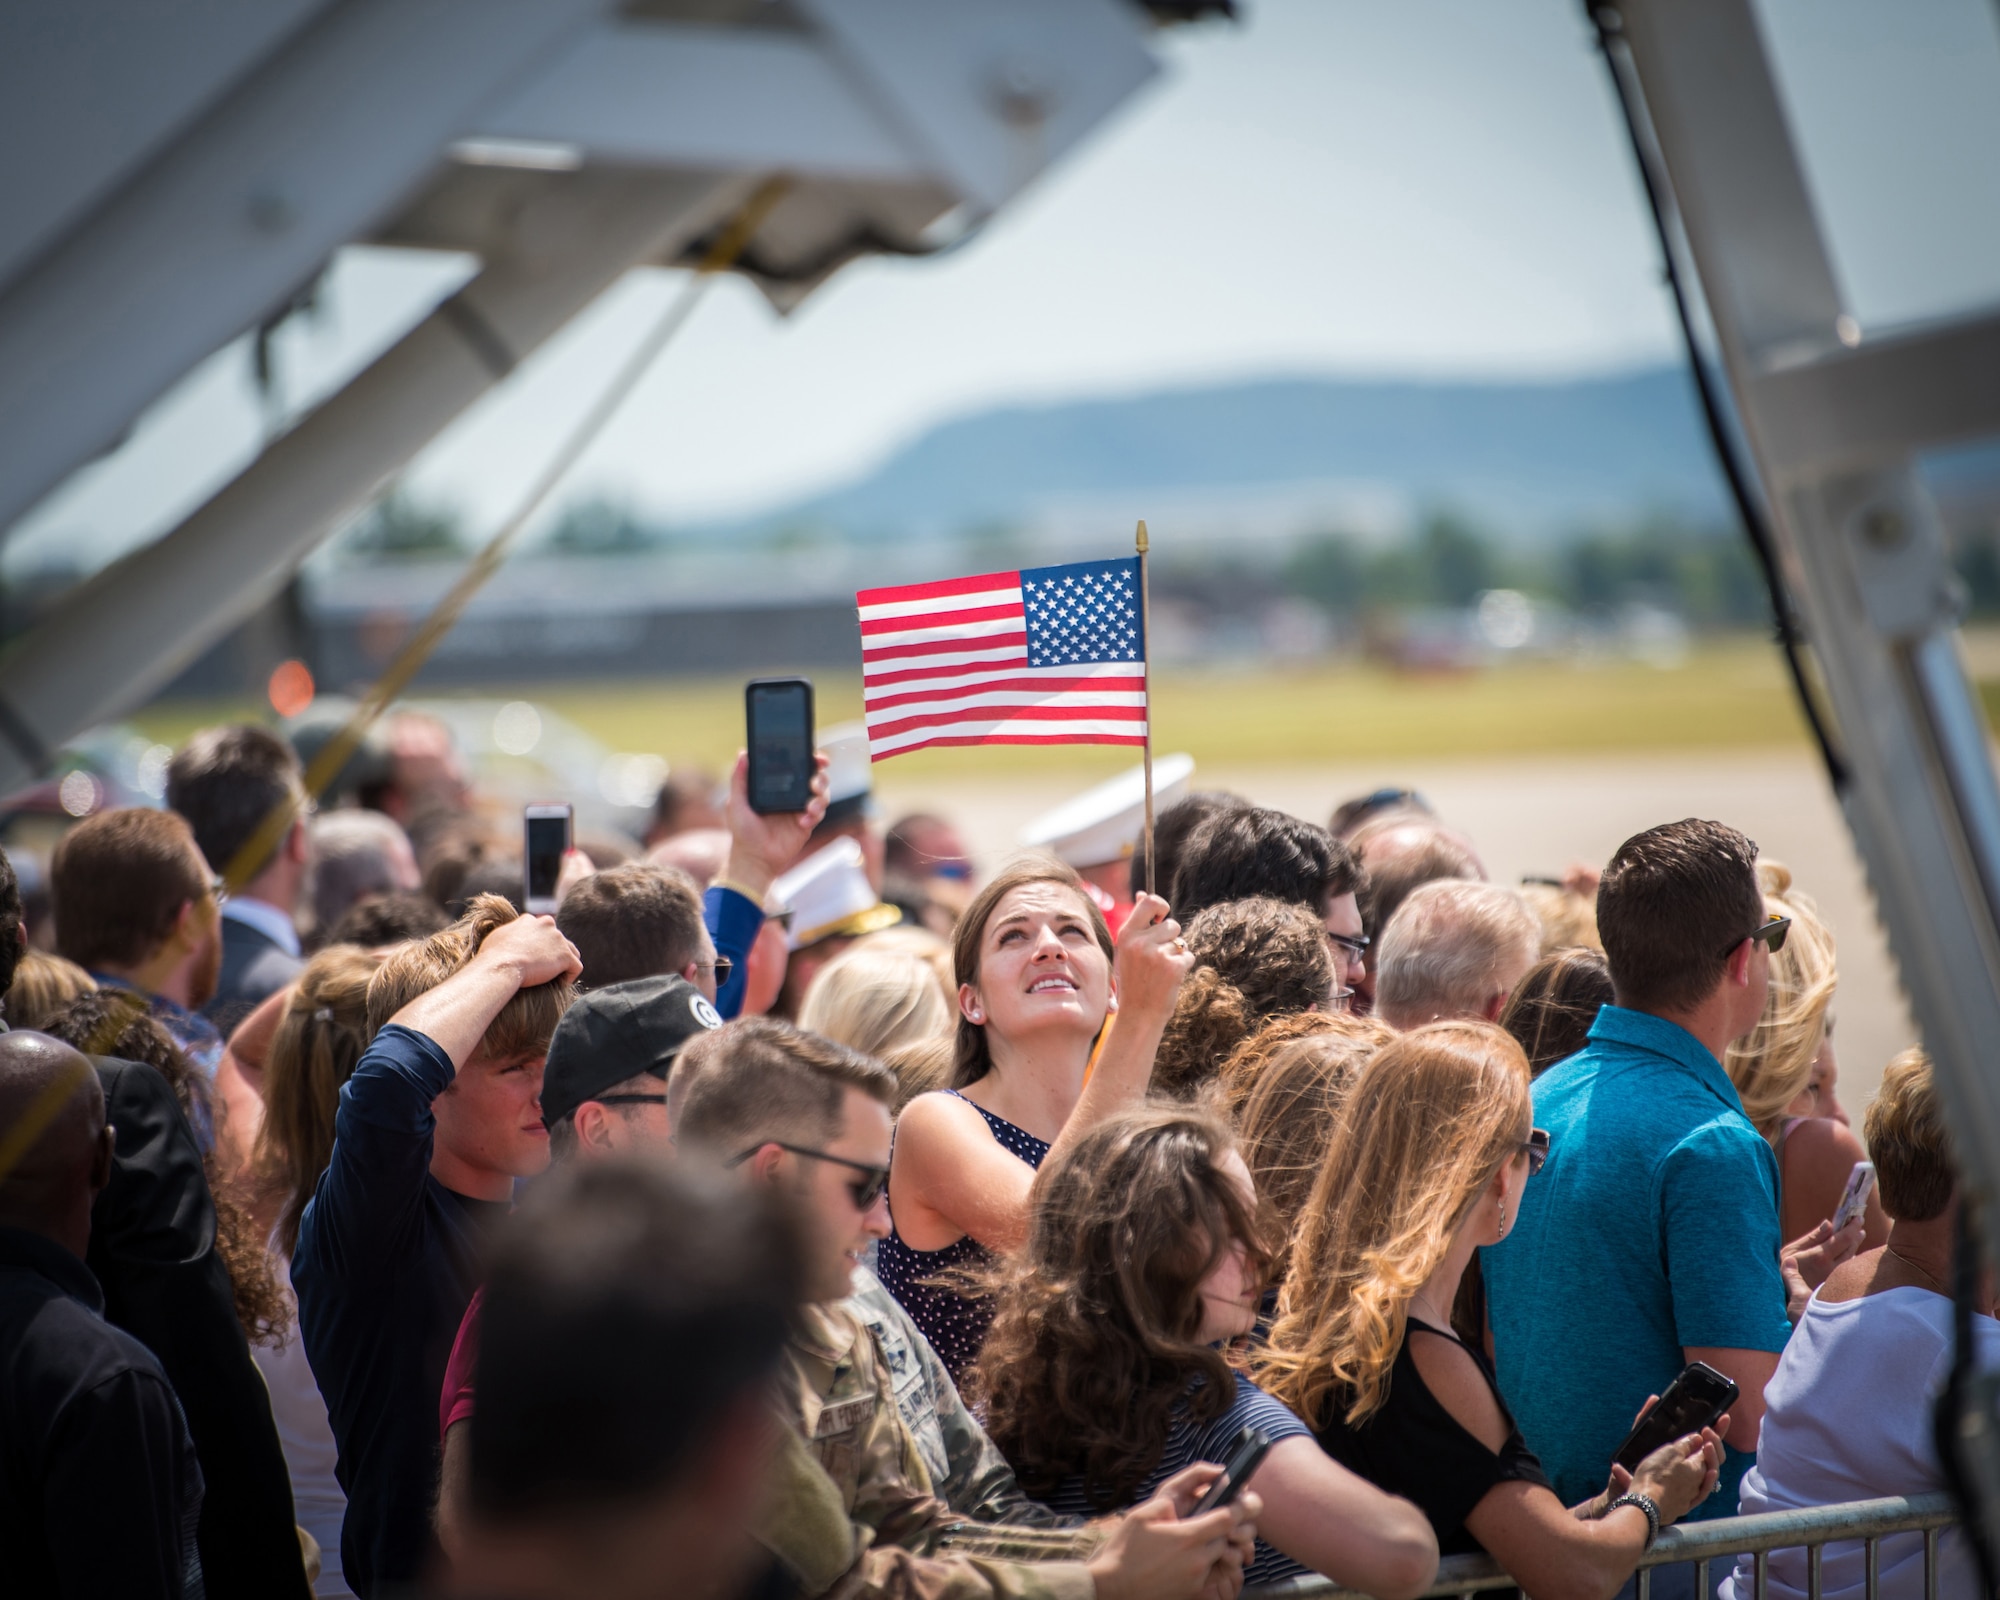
698,955,734,985
1520,1127,1550,1177
1721,914,1791,960
727,1141,889,1210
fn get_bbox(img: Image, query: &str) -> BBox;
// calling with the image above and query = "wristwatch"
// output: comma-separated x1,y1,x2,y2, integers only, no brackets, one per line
1609,1492,1661,1549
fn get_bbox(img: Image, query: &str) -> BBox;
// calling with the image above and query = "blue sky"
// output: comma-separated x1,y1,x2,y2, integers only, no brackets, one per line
6,0,1687,573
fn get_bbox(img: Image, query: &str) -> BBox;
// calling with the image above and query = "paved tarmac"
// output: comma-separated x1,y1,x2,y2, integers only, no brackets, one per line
878,747,1918,1123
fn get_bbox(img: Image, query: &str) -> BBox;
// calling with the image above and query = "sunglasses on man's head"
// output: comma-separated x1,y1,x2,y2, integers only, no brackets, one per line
1721,913,1791,960
727,1141,889,1210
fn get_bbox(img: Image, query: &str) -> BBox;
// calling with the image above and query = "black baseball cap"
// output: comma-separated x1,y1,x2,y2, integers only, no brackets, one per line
541,974,724,1128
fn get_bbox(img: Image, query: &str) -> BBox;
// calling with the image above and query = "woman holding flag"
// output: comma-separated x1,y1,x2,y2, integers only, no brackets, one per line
877,857,1196,1378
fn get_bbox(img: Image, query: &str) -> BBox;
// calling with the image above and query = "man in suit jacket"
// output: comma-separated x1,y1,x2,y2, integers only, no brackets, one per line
167,725,309,1040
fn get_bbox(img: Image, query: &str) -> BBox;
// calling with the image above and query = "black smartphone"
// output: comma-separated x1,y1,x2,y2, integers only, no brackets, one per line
523,803,572,914
1612,1361,1740,1472
746,678,816,815
1192,1426,1274,1514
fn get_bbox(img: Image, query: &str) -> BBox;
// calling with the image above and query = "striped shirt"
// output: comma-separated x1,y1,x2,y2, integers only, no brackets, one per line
1030,1371,1312,1585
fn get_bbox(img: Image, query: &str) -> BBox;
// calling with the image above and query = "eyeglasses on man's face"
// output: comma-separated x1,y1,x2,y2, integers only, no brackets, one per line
206,873,230,906
727,1141,889,1211
1721,913,1791,961
1327,931,1369,962
695,954,734,986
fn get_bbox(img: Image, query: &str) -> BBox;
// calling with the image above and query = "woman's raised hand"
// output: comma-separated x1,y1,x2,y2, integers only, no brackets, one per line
1114,892,1198,1022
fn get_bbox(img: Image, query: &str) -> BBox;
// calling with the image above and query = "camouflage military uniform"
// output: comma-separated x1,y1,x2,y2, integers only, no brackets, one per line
847,1267,1076,1529
758,1301,1105,1600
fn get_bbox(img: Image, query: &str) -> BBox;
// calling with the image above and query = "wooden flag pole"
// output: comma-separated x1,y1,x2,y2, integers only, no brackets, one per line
1137,519,1155,897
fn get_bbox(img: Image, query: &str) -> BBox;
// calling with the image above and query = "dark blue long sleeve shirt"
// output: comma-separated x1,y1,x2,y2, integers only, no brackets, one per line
291,1025,507,1597
704,884,764,1020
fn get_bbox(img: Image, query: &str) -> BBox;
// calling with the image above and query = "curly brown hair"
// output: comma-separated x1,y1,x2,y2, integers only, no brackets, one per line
969,1102,1272,1510
1151,897,1337,1098
41,989,291,1345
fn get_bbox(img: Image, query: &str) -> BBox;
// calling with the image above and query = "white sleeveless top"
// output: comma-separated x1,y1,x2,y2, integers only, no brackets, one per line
1721,1285,2000,1600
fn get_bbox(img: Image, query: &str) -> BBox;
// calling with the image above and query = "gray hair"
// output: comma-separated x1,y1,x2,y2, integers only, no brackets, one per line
308,810,418,934
1377,880,1540,1029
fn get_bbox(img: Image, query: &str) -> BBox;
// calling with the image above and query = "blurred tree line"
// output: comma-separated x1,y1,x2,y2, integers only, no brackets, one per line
1273,511,1771,628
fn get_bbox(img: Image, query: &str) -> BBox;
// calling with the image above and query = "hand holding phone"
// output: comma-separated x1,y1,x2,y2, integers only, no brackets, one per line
1612,1362,1739,1473
1192,1426,1274,1514
1831,1161,1876,1234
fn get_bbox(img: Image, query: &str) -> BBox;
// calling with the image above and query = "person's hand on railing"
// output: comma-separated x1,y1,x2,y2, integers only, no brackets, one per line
1781,1215,1866,1322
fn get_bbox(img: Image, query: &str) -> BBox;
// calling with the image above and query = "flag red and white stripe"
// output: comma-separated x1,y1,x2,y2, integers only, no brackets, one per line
858,565,1148,760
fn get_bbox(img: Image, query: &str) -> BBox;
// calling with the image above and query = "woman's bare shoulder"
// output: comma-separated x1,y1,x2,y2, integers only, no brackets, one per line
1406,1327,1511,1454
892,1089,986,1154
1785,1115,1867,1182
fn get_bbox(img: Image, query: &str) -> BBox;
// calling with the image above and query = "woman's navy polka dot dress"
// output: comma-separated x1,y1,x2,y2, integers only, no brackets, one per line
876,1089,1051,1382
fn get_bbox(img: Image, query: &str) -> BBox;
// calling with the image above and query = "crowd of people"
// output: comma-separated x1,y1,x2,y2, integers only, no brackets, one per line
0,706,1981,1600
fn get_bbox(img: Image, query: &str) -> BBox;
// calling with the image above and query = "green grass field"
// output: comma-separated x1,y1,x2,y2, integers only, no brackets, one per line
134,638,1837,776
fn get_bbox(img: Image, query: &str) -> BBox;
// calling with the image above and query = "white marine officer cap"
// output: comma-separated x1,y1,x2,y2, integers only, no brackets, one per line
771,836,903,951
1020,753,1196,870
818,722,875,825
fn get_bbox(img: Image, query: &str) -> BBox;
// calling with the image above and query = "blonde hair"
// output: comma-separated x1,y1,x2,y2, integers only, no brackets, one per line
1517,882,1601,954
883,1035,954,1113
1867,1048,1953,1222
366,894,572,1059
1228,1014,1394,1280
1723,861,1837,1131
2,949,97,1031
798,944,952,1061
260,946,385,1257
1257,1020,1531,1428
855,923,955,999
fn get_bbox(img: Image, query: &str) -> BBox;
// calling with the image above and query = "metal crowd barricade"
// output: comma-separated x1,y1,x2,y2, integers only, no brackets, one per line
1251,1494,1957,1600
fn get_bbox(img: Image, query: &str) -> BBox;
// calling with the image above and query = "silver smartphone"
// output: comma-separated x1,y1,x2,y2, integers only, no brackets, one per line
1831,1160,1876,1233
523,802,572,915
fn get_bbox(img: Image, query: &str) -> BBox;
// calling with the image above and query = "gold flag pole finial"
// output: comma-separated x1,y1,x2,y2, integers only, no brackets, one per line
1137,519,1155,897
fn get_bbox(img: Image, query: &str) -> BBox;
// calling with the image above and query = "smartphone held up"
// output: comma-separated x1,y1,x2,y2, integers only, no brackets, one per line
747,677,816,814
523,803,572,915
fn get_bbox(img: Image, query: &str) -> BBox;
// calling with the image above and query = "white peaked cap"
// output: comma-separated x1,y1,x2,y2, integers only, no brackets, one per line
770,836,903,950
1020,753,1197,869
819,721,875,815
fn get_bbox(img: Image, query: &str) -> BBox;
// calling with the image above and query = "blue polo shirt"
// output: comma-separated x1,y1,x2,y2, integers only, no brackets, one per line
1481,1005,1791,1516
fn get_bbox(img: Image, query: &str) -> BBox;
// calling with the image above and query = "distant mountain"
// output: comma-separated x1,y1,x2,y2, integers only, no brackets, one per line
701,366,1731,548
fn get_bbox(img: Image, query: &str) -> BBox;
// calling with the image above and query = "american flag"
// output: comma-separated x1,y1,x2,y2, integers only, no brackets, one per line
857,557,1148,760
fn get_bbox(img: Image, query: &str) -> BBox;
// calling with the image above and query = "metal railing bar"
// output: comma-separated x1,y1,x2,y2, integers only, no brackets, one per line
1754,1546,1769,1600
1695,1556,1710,1600
1806,1538,1822,1600
1248,1494,1955,1599
1866,1535,1879,1600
